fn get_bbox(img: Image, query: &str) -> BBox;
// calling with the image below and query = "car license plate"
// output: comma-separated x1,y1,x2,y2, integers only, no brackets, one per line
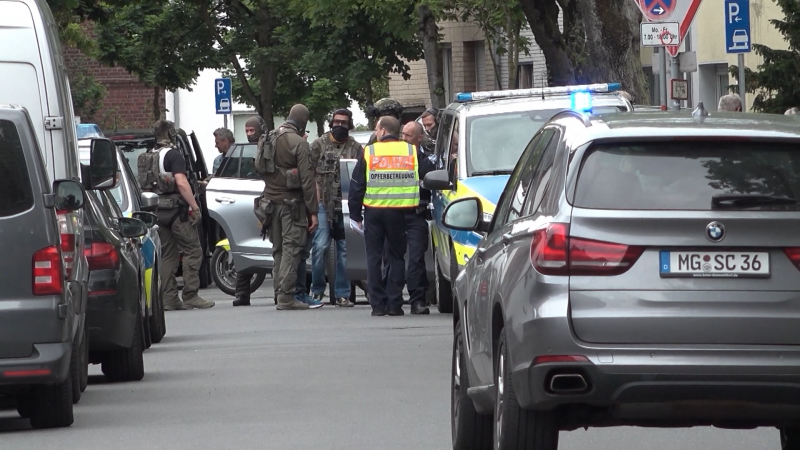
659,251,770,278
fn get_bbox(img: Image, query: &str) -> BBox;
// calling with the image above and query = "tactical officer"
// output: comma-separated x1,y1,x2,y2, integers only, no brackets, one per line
366,98,404,146
307,108,362,307
255,104,321,310
140,120,214,311
349,116,432,317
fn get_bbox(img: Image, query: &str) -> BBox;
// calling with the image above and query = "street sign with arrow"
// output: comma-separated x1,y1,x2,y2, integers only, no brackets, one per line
635,0,704,56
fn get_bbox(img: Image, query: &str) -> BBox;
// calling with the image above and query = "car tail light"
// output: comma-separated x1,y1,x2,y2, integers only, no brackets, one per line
56,210,76,277
784,248,800,271
533,355,589,365
33,246,63,295
84,242,120,271
530,223,643,276
3,369,52,377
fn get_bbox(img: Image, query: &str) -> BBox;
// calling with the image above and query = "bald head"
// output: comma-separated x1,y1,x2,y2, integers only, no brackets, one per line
402,121,424,147
377,116,401,137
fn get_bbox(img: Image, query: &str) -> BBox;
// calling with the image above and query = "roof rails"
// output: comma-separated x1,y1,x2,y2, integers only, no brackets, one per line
454,83,622,103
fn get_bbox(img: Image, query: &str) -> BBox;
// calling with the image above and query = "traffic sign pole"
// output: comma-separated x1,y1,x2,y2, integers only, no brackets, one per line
658,48,667,110
724,0,750,109
738,53,746,106
670,55,680,111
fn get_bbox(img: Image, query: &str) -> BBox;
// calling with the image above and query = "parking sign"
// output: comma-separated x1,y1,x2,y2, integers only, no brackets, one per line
724,0,751,53
215,78,232,114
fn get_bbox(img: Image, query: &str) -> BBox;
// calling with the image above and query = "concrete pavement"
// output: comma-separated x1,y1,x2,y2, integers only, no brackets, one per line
0,279,781,449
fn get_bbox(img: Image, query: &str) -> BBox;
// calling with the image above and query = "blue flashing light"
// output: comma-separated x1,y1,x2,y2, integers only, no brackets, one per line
456,92,473,102
607,82,621,91
454,82,621,103
571,91,593,113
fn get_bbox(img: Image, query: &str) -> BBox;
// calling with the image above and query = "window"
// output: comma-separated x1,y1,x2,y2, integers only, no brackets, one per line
493,129,555,227
442,46,453,104
217,145,243,178
574,141,800,211
516,63,534,89
434,113,455,169
0,119,34,217
524,130,562,216
239,144,260,180
474,41,486,91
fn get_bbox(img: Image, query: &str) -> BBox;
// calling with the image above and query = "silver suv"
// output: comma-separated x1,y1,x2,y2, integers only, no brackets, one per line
435,108,800,449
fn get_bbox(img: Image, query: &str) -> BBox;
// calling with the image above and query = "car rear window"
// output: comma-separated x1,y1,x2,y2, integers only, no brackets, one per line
574,141,800,211
0,119,34,217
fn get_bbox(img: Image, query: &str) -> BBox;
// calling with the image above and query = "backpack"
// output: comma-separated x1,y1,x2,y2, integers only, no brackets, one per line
137,147,176,194
254,129,280,176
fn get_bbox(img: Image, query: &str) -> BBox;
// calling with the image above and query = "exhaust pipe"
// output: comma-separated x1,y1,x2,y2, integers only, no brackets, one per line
549,373,589,393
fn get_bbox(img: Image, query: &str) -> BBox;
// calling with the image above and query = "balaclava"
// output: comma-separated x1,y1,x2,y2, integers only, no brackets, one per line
287,104,310,134
245,116,265,143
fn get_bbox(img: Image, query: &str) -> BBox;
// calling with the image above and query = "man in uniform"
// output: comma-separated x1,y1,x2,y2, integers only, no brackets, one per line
349,116,428,317
140,120,214,311
257,104,321,310
366,98,404,146
307,108,362,307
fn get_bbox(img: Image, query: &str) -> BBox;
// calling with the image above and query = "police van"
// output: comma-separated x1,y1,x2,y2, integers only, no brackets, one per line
423,83,632,313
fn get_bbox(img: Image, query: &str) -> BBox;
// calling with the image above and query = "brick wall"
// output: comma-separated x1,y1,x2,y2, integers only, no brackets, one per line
63,45,164,131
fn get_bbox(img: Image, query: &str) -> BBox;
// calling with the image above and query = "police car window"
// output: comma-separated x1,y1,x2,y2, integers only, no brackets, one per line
435,113,455,168
466,109,561,176
239,144,260,180
218,145,243,178
447,118,460,174
524,129,562,216
504,129,555,223
0,119,34,217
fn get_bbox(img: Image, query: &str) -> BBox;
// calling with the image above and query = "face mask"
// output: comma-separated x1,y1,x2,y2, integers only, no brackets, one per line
247,132,260,143
331,125,349,142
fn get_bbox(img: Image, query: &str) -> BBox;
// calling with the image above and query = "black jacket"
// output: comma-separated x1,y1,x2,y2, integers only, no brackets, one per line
349,135,434,222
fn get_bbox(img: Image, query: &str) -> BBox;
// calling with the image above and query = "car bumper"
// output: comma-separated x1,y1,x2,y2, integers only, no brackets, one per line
502,311,800,428
87,293,136,351
0,342,71,388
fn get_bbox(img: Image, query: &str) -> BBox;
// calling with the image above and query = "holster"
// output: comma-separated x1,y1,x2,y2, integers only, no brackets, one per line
283,198,301,221
253,195,274,240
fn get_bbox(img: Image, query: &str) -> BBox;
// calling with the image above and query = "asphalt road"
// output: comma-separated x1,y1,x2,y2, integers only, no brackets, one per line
0,280,781,449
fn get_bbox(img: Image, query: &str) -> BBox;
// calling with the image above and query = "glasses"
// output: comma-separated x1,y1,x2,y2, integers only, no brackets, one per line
332,120,349,127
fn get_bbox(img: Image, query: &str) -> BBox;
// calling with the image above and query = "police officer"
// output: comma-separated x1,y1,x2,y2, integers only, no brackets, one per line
366,98,404,146
258,104,321,310
306,108,362,307
142,120,215,311
349,116,431,316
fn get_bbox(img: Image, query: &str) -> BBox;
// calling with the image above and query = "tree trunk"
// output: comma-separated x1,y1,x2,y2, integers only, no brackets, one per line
315,118,325,138
519,0,580,85
259,65,276,131
152,87,161,121
486,36,503,90
575,0,649,102
365,79,376,130
418,5,446,108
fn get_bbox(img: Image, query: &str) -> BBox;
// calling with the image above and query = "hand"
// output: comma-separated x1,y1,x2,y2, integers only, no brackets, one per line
189,208,202,227
308,214,318,233
349,218,364,235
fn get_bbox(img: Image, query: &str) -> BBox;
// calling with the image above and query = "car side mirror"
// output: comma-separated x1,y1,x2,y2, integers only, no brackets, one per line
442,197,484,231
89,138,119,190
131,211,158,228
421,169,453,191
117,217,148,238
140,192,159,212
51,180,85,211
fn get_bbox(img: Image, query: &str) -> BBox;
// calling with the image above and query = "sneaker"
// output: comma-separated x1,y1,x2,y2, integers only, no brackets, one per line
335,297,354,307
183,296,215,309
312,292,326,303
295,293,323,308
276,299,310,310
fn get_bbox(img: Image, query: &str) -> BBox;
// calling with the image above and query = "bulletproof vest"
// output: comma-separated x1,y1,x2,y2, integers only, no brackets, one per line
137,147,177,195
255,127,301,190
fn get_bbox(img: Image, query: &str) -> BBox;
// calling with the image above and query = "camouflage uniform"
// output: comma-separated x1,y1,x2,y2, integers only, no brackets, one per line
366,98,404,145
312,134,362,225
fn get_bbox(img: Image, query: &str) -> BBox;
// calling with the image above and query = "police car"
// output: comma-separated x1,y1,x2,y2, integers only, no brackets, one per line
423,83,633,313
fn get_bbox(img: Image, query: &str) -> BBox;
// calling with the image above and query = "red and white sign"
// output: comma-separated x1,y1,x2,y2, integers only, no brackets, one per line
635,0,704,56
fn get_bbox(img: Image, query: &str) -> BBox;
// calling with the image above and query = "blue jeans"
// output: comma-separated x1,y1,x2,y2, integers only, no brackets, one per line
311,203,350,299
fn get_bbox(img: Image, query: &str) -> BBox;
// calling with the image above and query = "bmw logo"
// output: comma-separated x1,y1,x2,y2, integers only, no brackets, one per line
706,221,725,242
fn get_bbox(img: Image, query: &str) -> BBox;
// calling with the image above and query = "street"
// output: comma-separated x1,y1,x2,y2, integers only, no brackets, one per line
0,280,782,449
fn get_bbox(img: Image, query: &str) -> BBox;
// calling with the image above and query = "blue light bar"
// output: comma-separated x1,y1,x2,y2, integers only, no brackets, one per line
454,82,621,103
570,91,593,112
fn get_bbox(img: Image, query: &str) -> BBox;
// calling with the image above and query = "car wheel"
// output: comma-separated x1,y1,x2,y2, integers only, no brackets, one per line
452,318,492,449
494,331,559,450
149,265,166,344
248,273,267,294
435,243,454,313
101,307,145,382
28,371,74,429
143,307,152,350
781,428,800,449
211,246,238,296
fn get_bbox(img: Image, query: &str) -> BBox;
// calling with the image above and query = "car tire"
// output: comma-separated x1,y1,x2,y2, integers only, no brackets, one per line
211,247,266,296
149,266,166,344
143,308,152,350
436,243,456,313
494,331,559,450
101,308,145,382
452,318,492,450
28,371,74,429
781,428,800,449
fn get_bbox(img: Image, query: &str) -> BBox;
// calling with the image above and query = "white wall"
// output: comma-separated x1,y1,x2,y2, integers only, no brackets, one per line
166,68,368,173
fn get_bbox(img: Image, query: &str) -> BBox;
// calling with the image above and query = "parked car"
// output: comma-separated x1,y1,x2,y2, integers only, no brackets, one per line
0,107,93,428
81,188,150,382
78,139,165,344
108,128,213,288
426,83,633,314
436,107,800,449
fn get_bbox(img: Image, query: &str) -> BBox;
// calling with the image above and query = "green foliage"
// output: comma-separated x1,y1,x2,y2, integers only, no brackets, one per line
69,69,106,120
730,0,800,113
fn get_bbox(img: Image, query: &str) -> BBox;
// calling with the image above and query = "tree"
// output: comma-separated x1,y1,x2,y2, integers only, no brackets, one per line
518,0,650,102
730,0,800,113
418,2,447,108
95,0,221,120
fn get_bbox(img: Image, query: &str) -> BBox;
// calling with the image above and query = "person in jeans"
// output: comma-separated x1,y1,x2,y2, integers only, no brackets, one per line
308,109,362,306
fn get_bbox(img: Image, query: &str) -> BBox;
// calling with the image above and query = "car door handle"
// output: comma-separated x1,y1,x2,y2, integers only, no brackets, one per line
501,233,513,246
475,247,486,260
215,197,236,204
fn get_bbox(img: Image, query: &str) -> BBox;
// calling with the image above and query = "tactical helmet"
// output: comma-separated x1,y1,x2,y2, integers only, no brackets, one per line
154,120,178,145
366,98,403,120
329,108,355,130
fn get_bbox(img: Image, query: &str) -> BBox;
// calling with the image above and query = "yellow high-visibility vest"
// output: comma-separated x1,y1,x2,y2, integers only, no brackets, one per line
363,140,420,208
